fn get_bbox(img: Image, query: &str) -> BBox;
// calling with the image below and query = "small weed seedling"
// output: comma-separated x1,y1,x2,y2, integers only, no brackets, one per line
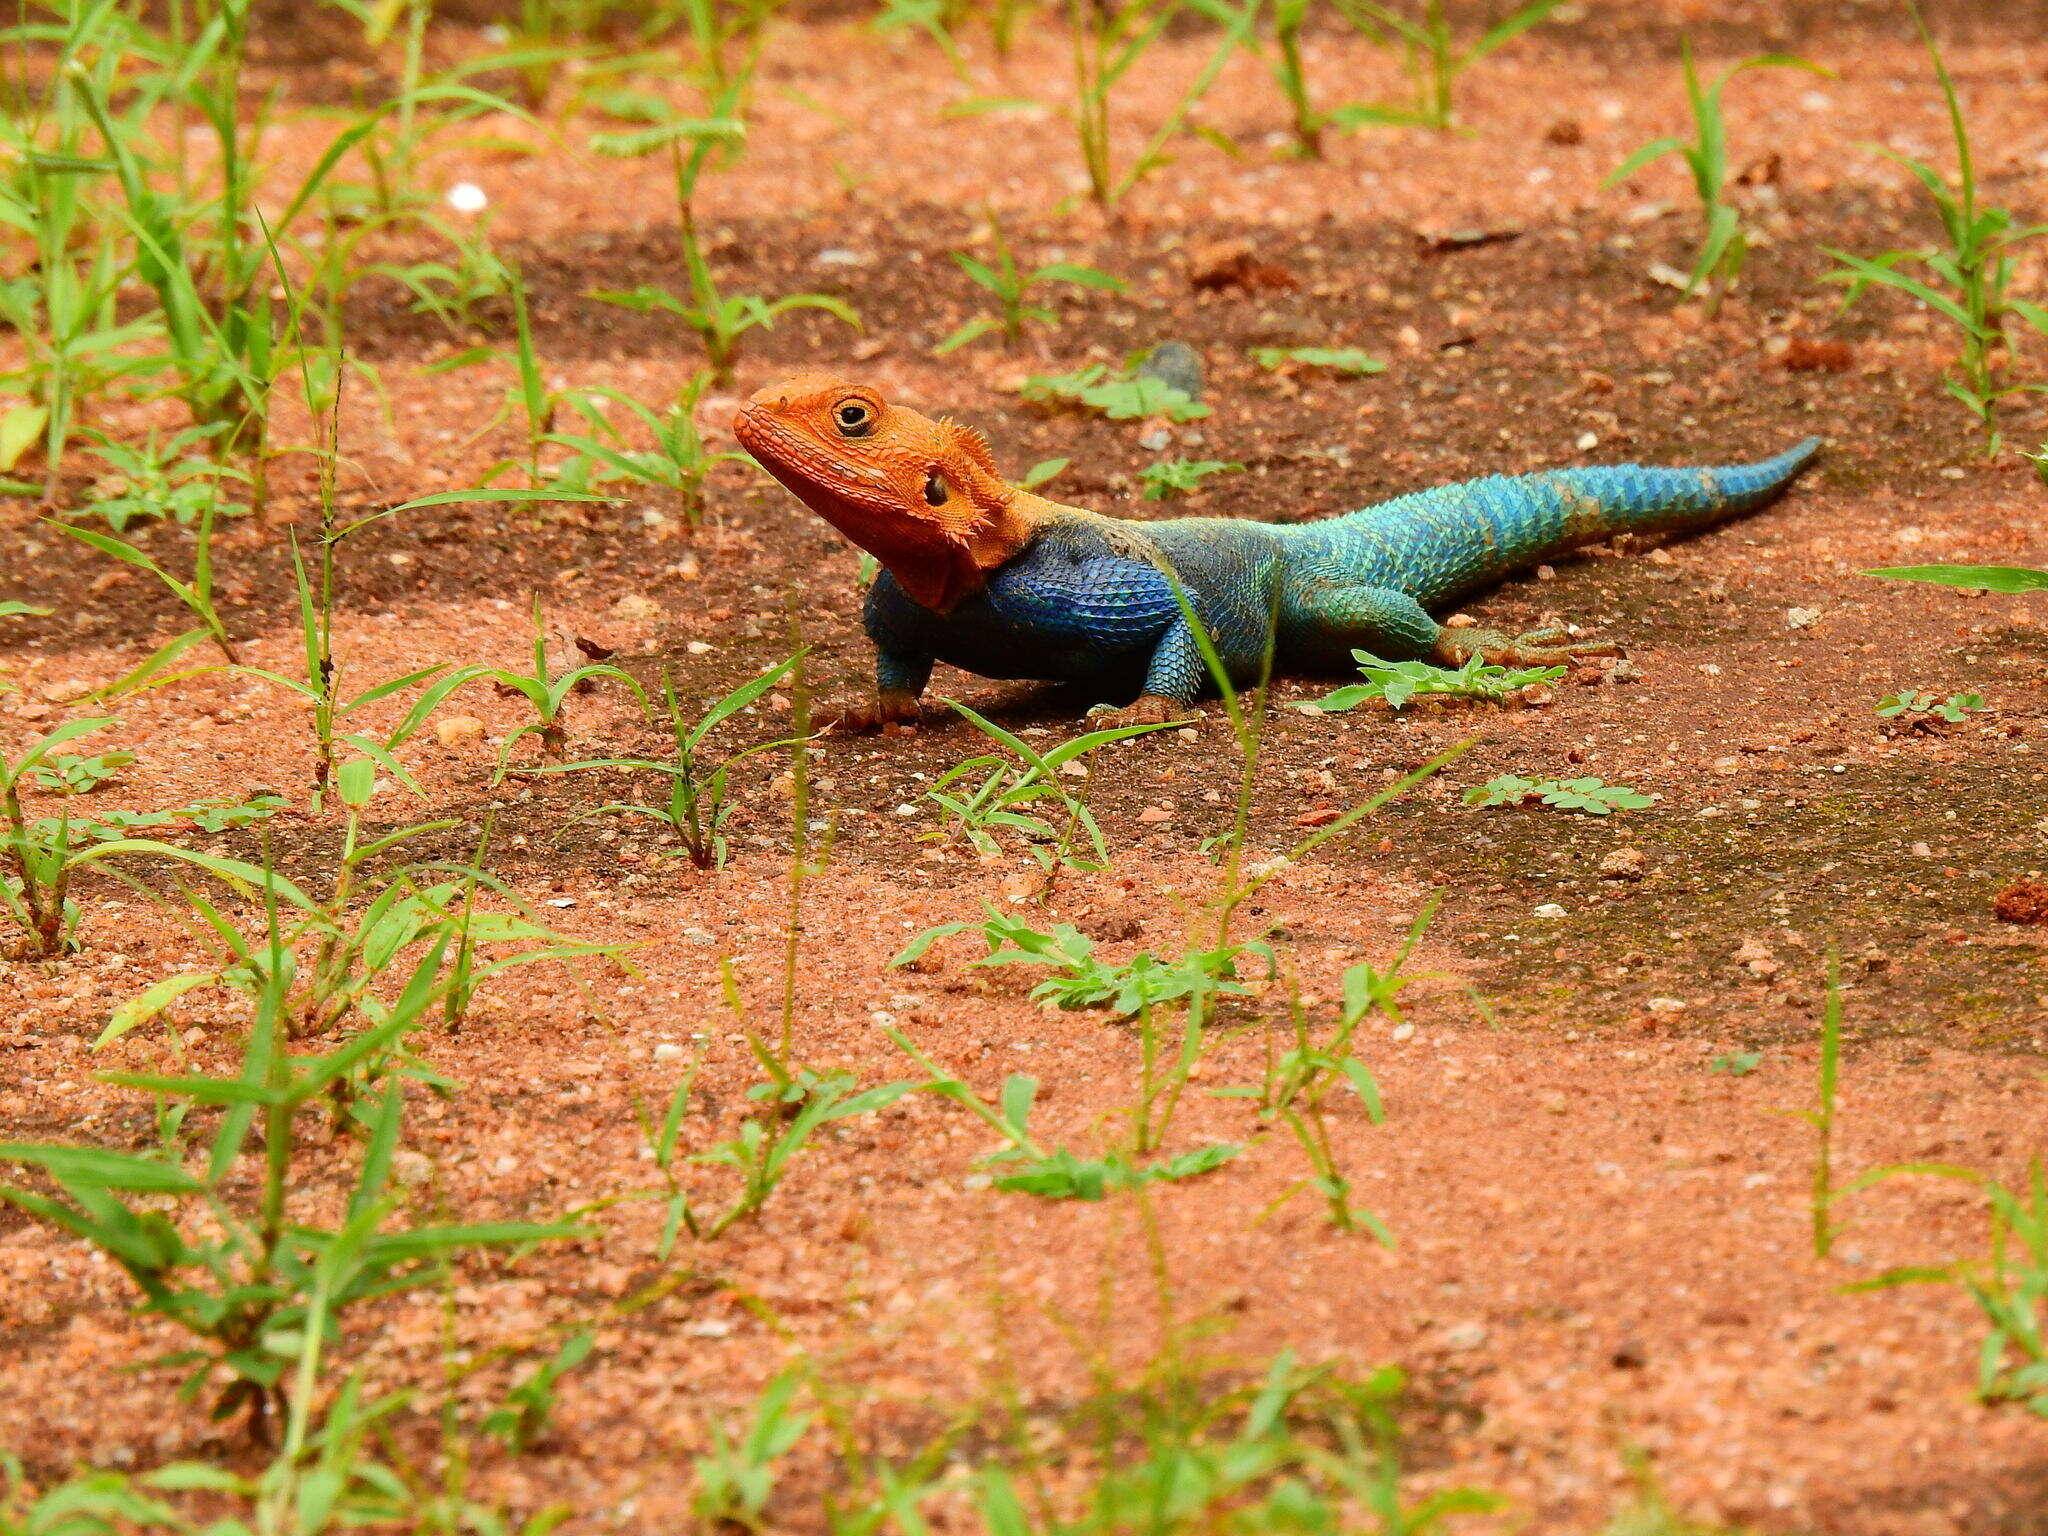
1057,0,1259,212
481,1331,596,1454
1021,363,1209,422
921,702,1175,883
936,214,1125,353
885,1027,1239,1201
1845,1161,2048,1416
476,596,649,778
1709,1050,1763,1076
1877,688,1988,728
1338,0,1563,130
686,1069,917,1240
1317,650,1564,712
692,1369,812,1529
543,372,752,522
532,653,806,870
588,70,858,384
1605,42,1829,314
1823,2,2048,445
894,902,1272,1016
1464,774,1654,816
76,425,252,533
1794,953,1847,1259
1249,345,1385,377
1140,458,1243,500
0,922,584,1438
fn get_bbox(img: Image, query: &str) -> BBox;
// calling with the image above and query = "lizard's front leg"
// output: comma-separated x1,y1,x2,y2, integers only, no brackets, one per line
1094,617,1205,728
828,646,932,733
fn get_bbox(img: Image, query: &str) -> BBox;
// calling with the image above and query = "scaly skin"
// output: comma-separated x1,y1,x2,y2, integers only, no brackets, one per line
733,372,1822,730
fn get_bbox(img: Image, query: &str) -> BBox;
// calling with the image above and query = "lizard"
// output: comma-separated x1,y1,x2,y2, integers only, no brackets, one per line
732,370,1822,728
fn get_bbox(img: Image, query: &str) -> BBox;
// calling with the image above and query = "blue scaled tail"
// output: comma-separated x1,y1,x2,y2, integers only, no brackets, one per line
1280,436,1824,610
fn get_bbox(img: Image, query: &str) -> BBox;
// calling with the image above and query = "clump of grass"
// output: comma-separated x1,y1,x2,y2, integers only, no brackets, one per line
936,213,1125,353
527,652,807,870
587,66,858,383
885,1027,1239,1201
1339,0,1564,131
1823,2,2048,446
1605,41,1829,315
0,910,586,1440
1059,0,1259,213
919,702,1175,887
1847,1161,2048,1415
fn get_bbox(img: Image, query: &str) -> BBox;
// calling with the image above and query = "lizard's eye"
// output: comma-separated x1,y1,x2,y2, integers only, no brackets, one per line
834,400,874,437
924,472,948,507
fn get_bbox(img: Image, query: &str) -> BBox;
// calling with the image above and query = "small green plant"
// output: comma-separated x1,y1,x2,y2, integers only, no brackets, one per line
921,703,1175,881
28,748,133,796
1021,363,1209,422
974,1352,1499,1533
1139,457,1243,500
1876,688,1987,726
481,1330,595,1454
76,425,252,532
543,373,753,521
894,902,1273,1016
1463,774,1654,816
0,921,584,1439
1060,0,1260,212
532,653,807,869
692,1368,812,1530
1317,650,1565,712
1846,1161,2048,1416
1796,953,1846,1259
49,484,244,669
885,1027,1239,1201
1823,2,2048,445
587,72,858,384
474,597,648,779
1709,1051,1762,1076
1605,42,1829,315
936,214,1125,353
688,1070,917,1240
1248,345,1385,376
1338,0,1564,130
0,719,278,957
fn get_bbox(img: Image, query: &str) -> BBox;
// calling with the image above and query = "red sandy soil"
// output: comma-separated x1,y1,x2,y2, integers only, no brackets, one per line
4,1,2048,1531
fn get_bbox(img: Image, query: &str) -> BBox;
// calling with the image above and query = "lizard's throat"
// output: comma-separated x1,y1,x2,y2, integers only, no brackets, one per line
784,484,994,614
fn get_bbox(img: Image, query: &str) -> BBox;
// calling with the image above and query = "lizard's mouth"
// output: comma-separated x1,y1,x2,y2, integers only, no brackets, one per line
733,404,982,613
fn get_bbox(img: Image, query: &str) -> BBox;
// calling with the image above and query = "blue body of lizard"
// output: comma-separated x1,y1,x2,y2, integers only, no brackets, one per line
864,439,1822,706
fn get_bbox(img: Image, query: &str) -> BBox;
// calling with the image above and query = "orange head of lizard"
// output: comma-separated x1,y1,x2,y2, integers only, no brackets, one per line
734,371,1037,613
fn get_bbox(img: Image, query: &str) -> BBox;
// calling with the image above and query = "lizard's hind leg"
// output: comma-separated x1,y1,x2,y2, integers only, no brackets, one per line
1286,582,1620,670
1283,583,1445,668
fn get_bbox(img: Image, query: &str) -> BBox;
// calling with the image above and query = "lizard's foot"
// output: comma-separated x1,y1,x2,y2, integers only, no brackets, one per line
823,690,924,734
1433,626,1622,669
1091,694,1198,730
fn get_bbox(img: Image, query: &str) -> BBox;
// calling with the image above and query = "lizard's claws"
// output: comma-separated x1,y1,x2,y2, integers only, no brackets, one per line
1091,694,1198,730
823,690,924,734
1434,626,1622,669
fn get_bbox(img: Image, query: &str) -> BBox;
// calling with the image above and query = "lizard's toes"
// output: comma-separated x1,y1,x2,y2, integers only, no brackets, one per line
1092,694,1195,729
824,695,923,734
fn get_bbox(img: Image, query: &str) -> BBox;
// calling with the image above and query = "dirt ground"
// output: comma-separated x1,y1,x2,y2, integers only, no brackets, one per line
4,0,2048,1530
